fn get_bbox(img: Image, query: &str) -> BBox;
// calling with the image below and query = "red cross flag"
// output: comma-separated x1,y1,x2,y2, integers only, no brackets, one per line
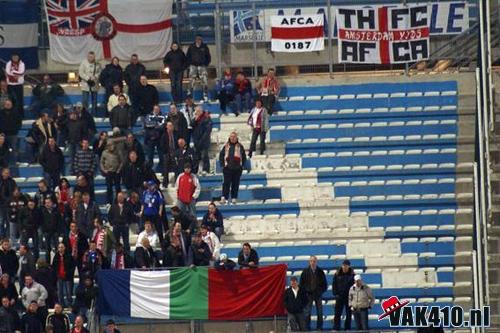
45,0,173,64
271,15,325,53
336,5,430,64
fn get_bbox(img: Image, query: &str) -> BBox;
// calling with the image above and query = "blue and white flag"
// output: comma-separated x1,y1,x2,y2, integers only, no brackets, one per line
0,0,40,69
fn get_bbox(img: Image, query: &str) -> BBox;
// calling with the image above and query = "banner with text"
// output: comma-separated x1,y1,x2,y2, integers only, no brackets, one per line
336,5,430,64
271,15,324,52
230,1,469,43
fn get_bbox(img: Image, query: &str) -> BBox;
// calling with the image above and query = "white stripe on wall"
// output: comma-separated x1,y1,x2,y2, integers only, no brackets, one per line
130,270,171,318
0,24,38,48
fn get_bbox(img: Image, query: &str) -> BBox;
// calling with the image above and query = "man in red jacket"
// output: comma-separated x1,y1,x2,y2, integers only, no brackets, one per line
175,163,200,218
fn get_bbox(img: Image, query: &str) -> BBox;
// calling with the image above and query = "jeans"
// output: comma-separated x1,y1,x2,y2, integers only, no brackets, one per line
57,279,72,308
214,227,224,241
67,142,78,174
42,232,58,262
188,65,208,95
113,225,130,251
353,308,369,332
235,92,252,113
145,140,164,172
304,295,323,331
333,297,352,330
44,171,61,190
170,70,184,103
195,147,210,173
287,312,306,332
250,130,266,155
177,200,196,219
82,90,98,114
105,172,121,203
222,168,242,200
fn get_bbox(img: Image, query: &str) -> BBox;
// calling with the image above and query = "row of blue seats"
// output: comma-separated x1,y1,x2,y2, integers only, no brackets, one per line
334,183,456,197
350,198,458,213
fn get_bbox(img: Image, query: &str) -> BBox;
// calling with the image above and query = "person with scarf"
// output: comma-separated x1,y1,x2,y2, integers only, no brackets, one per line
5,54,25,116
191,106,212,174
162,222,190,267
63,222,88,279
257,68,280,115
200,225,221,264
247,99,269,158
234,72,252,114
81,240,104,278
100,57,123,104
91,218,115,258
109,243,132,269
54,178,72,218
218,132,247,204
215,70,235,115
51,243,74,308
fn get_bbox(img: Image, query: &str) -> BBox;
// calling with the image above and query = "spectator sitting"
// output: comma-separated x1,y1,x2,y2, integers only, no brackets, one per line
284,276,308,332
175,163,200,217
0,274,18,308
216,70,235,115
46,303,70,333
237,242,259,269
219,132,247,204
247,99,269,158
91,218,115,258
134,238,158,269
214,253,235,271
71,315,89,333
110,95,133,134
170,205,196,236
109,243,133,270
162,222,190,267
349,274,375,331
81,240,104,278
0,134,10,169
21,301,44,333
100,57,124,104
140,182,164,243
189,232,212,267
136,220,160,250
107,84,130,114
191,106,212,175
31,74,64,115
234,72,252,114
201,202,224,240
256,68,280,115
200,225,220,264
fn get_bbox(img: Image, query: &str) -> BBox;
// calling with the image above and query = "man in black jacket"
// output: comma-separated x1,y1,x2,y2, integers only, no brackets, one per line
186,35,211,100
110,94,133,134
137,75,159,118
121,151,145,194
299,255,327,331
46,303,70,333
40,198,62,262
0,296,19,332
189,232,211,267
237,242,259,268
0,100,21,161
170,206,196,236
284,276,308,332
333,259,355,331
21,301,43,333
0,239,17,281
64,222,88,279
175,138,196,177
124,54,146,115
39,137,64,190
108,192,131,252
0,168,16,240
31,74,64,115
123,133,145,165
19,245,35,291
163,42,187,103
66,110,86,165
19,200,41,259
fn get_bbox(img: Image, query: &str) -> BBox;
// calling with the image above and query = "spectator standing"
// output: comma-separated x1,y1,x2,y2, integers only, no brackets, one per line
125,192,142,232
134,238,158,269
0,80,16,110
166,103,188,140
180,95,196,144
140,182,164,242
200,225,221,263
19,200,41,259
100,57,123,103
39,137,65,190
109,243,133,269
299,255,327,331
137,76,159,119
81,240,104,278
201,202,224,240
91,219,115,258
257,68,280,115
175,138,196,177
332,259,355,331
22,275,48,316
34,180,56,208
72,278,97,319
21,301,43,333
175,163,200,217
216,70,235,115
70,315,89,333
163,42,187,104
144,105,165,170
0,296,19,332
53,104,68,147
78,51,102,114
189,232,212,267
75,102,96,139
64,222,88,279
40,197,62,262
51,243,74,308
192,106,212,175
234,72,252,114
108,192,131,252
0,135,10,169
247,99,269,158
0,99,22,160
0,239,17,281
284,276,308,332
0,274,17,307
31,75,64,115
75,193,100,238
93,131,108,162
7,187,26,243
349,274,374,332
46,303,70,333
5,53,25,115
121,151,146,194
55,178,72,218
122,133,144,164
186,35,211,100
110,95,133,134
29,113,56,162
219,132,247,204
107,84,130,114
163,222,190,267
100,143,123,204
19,244,36,292
33,258,57,310
73,177,92,201
0,169,16,239
104,319,122,333
124,54,146,116
160,121,178,188
72,139,95,193
170,206,196,236
66,111,86,165
237,242,259,268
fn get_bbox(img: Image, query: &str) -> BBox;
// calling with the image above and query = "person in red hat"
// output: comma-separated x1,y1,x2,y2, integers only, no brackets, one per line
348,274,374,331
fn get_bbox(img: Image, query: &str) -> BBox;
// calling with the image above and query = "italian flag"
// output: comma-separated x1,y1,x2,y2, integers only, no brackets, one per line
97,265,287,320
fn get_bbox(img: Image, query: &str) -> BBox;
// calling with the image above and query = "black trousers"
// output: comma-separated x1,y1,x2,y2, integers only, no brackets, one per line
260,94,275,115
305,294,323,331
217,90,234,114
105,172,121,203
222,168,242,200
250,129,266,155
333,296,352,330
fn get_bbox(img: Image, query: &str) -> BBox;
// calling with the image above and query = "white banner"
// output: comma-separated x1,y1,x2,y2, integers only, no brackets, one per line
271,15,324,52
45,0,173,64
336,5,430,64
230,1,470,43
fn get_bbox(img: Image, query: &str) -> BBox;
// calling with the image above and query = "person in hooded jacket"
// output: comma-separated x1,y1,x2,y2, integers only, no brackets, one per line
163,42,187,103
332,259,355,331
100,57,123,104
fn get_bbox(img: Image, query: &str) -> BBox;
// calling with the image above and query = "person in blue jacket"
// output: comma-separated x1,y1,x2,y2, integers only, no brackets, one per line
215,70,235,115
201,202,224,240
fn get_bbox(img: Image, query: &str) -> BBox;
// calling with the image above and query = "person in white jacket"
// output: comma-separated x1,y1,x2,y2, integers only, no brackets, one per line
200,224,221,264
135,220,160,251
79,51,102,114
5,53,25,115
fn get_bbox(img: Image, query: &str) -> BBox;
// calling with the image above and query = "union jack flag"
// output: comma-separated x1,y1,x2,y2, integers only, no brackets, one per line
46,0,102,36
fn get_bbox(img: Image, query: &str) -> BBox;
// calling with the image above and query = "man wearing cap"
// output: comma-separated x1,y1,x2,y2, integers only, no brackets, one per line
175,163,200,218
333,259,355,331
284,276,308,332
299,255,327,331
348,274,374,332
140,182,164,243
104,319,121,333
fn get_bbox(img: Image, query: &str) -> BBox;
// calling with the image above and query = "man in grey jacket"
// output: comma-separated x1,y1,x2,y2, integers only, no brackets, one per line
348,274,374,332
100,143,123,203
79,51,102,114
21,275,48,313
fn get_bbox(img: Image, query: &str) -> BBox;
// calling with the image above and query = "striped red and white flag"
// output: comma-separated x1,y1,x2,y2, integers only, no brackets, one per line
271,15,324,53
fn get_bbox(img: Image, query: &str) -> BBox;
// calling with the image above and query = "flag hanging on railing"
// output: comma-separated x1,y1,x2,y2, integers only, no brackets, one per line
271,15,325,53
44,0,173,64
97,264,287,320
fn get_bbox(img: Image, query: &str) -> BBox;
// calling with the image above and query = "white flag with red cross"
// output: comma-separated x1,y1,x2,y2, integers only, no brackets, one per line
45,0,173,64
